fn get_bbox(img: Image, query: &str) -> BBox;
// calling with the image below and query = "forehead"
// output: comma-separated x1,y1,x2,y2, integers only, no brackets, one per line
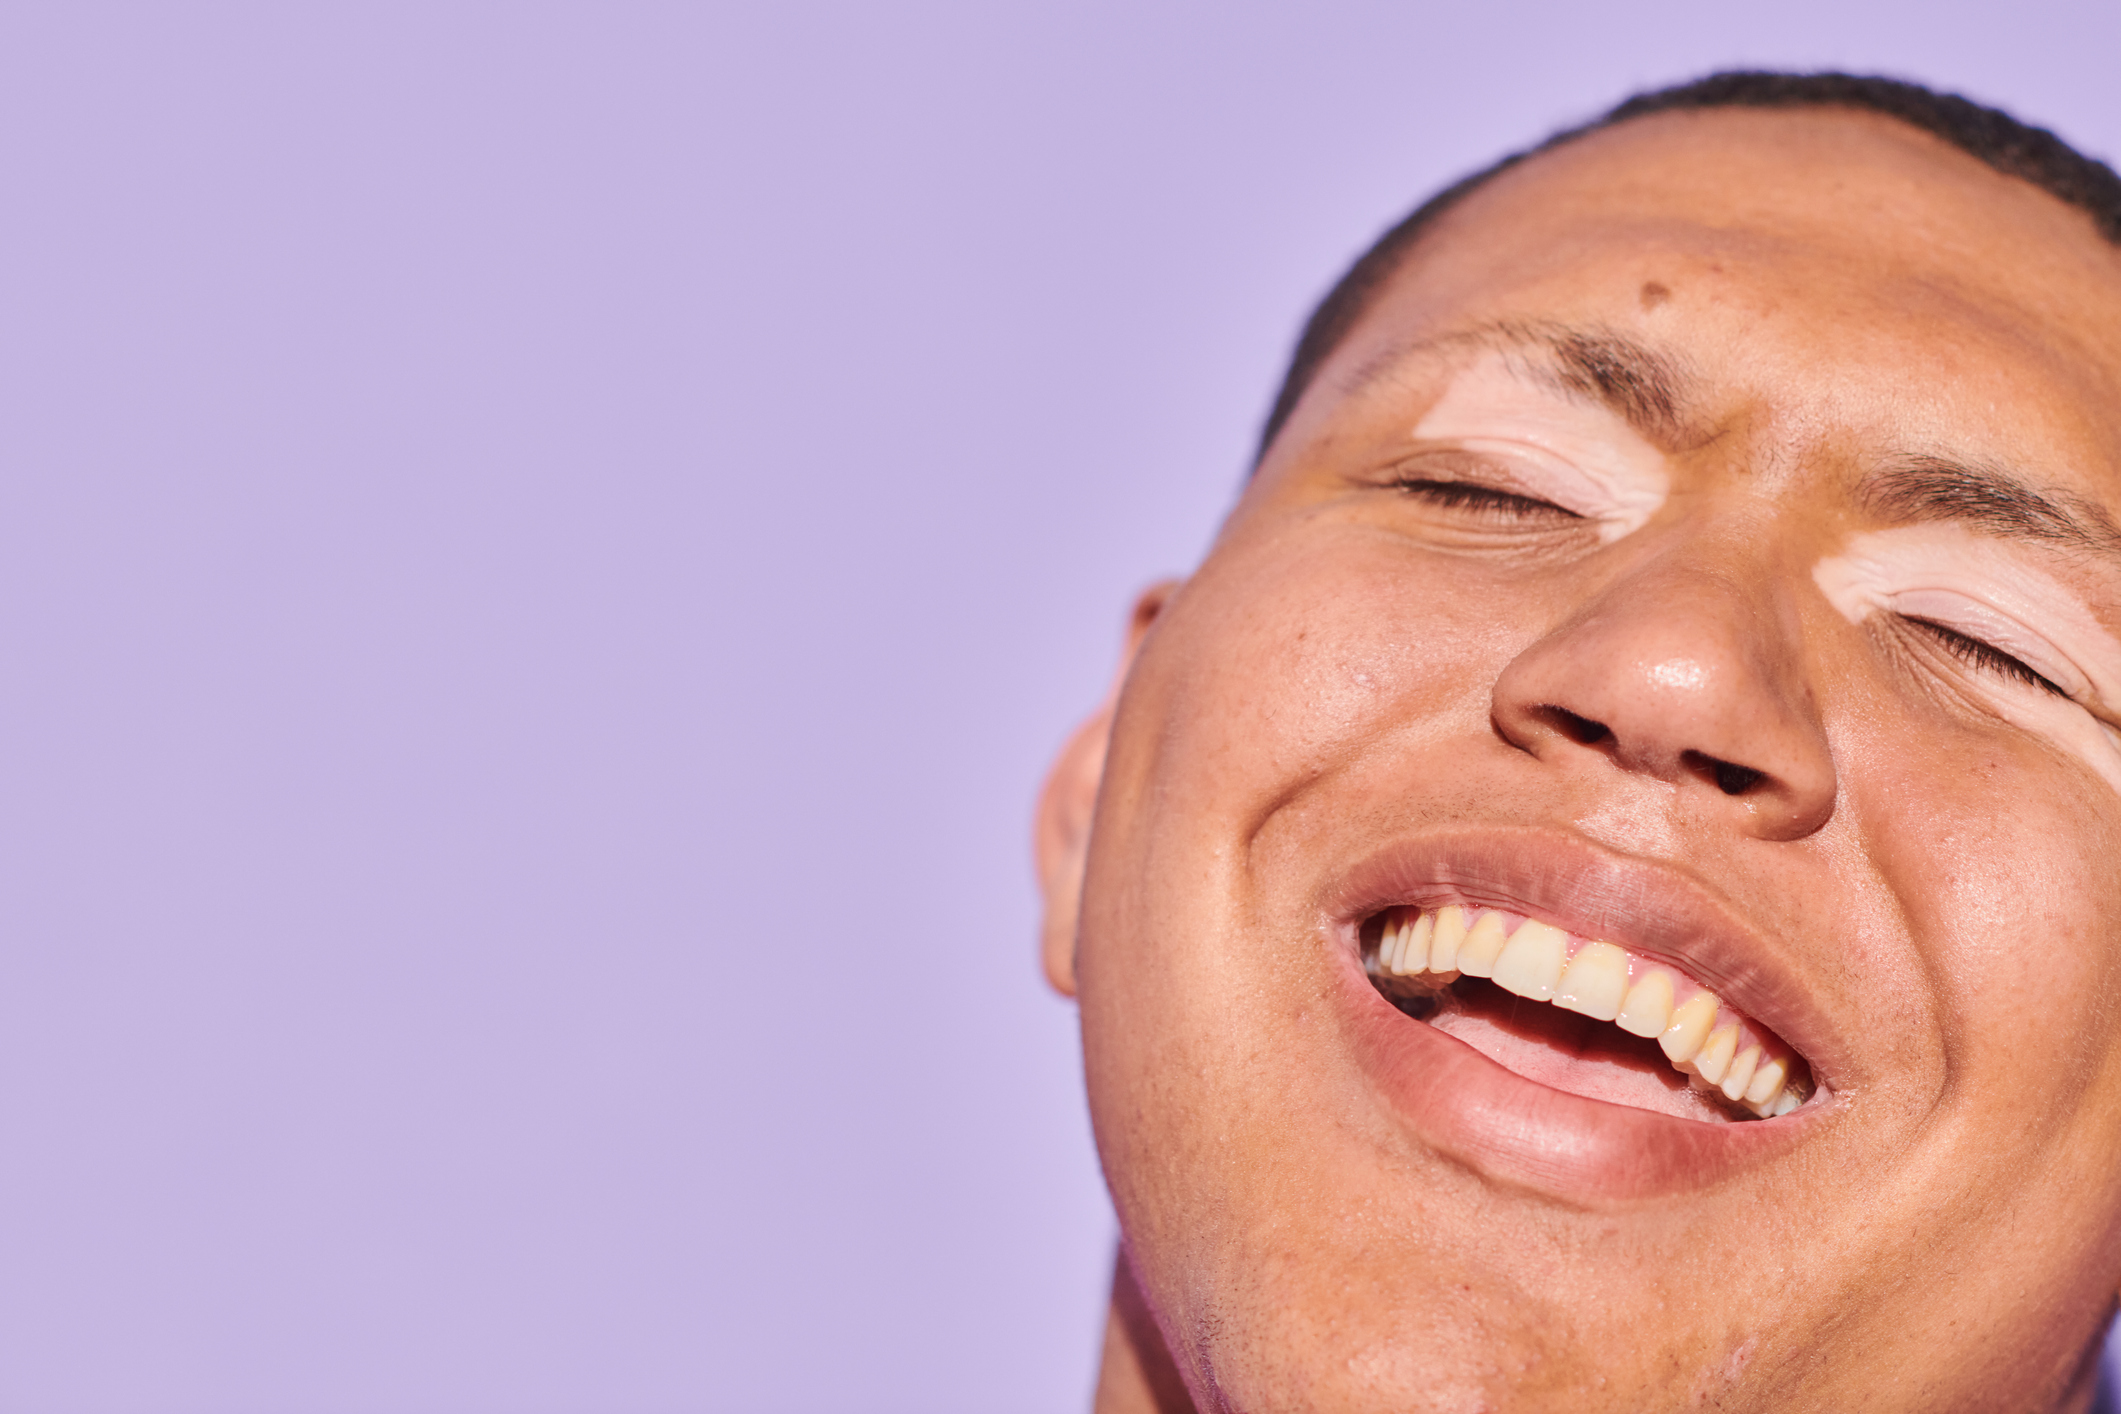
1289,109,2121,489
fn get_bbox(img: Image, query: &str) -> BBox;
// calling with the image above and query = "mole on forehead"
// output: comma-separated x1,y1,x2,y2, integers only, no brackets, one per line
1341,320,1691,446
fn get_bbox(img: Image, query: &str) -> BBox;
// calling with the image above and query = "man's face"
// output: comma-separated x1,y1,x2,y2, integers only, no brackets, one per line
1049,109,2121,1411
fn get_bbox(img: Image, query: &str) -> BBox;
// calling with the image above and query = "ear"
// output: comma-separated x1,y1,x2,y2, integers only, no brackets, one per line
1035,581,1177,997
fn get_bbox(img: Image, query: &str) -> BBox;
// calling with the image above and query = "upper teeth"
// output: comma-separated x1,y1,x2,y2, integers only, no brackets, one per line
1366,905,1807,1119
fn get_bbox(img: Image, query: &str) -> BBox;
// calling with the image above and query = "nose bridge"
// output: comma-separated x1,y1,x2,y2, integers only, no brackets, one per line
1491,541,1836,841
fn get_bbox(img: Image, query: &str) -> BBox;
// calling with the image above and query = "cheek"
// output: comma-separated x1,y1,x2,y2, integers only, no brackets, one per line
1848,711,2121,1079
1147,526,1539,798
1080,528,1544,1244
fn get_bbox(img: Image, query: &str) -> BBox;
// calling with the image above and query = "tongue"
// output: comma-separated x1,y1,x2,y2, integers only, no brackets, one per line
1427,979,1737,1123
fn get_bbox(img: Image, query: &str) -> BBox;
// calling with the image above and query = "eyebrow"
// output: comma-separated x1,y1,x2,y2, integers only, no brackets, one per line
1858,457,2121,560
1343,320,1690,445
1540,326,1684,441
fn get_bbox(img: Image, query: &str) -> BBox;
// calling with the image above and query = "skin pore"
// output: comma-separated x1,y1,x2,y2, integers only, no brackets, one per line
1037,107,2121,1412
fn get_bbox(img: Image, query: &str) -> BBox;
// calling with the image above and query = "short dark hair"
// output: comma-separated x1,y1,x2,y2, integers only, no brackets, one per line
1255,71,2121,464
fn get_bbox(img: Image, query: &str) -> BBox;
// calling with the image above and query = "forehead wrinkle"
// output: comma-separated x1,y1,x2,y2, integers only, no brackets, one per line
1336,319,1694,448
1857,456,2121,566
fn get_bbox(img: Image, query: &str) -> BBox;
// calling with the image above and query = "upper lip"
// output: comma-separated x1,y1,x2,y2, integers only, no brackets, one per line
1323,824,1849,1090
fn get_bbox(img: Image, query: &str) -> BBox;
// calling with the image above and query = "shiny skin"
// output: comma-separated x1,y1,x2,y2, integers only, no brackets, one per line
1038,109,2121,1412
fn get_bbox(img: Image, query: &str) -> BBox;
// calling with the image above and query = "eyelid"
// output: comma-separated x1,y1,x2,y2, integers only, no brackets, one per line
1814,529,2121,705
1397,437,1660,544
1391,477,1579,519
1814,527,2121,791
1391,441,1589,512
1406,358,1669,542
1883,588,2091,700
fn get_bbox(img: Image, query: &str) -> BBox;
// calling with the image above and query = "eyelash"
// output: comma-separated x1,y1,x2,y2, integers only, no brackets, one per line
1904,617,2070,698
1389,477,1582,520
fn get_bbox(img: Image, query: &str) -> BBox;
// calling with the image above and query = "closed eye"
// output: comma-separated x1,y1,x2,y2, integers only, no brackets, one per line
1905,617,2070,698
1389,477,1582,521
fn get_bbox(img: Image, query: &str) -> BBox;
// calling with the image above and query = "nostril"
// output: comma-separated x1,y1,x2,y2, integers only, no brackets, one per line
1538,705,1612,747
1713,762,1763,796
1525,708,1773,798
1681,749,1765,796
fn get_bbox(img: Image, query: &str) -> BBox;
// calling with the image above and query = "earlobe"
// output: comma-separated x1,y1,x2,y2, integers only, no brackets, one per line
1035,581,1178,998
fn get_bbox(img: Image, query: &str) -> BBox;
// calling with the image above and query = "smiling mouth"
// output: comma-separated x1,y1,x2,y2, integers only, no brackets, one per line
1363,905,1813,1122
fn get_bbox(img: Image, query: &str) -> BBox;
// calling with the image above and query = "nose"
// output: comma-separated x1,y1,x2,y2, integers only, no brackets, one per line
1490,558,1837,841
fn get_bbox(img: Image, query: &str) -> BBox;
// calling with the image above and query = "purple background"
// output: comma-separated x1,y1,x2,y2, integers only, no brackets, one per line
1,5,2117,1410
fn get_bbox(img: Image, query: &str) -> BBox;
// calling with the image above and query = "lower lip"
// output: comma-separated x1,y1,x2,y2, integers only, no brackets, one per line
1334,953,1813,1201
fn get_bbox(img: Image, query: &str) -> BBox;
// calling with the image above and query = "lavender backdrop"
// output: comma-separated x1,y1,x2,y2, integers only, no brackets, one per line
0,5,2115,1411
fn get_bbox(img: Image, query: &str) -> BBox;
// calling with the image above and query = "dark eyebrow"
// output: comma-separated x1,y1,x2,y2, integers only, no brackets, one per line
1539,327,1684,442
1859,457,2121,559
1340,320,1690,446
